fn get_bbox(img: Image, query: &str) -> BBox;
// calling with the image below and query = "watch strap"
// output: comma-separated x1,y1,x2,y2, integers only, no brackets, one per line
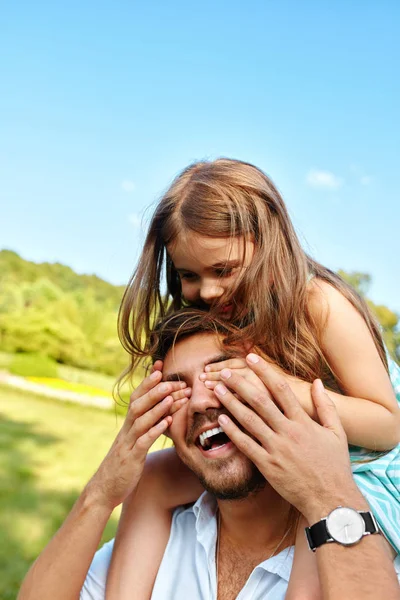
305,510,380,551
305,518,329,551
361,511,379,534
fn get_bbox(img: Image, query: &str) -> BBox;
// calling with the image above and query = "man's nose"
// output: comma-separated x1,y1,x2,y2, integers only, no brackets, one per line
199,279,224,304
188,379,223,416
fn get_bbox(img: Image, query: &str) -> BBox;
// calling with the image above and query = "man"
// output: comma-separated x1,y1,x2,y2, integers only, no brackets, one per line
19,310,400,600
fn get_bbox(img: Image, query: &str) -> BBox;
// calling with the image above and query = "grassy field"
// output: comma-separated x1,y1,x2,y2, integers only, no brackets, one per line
26,376,112,397
0,384,167,600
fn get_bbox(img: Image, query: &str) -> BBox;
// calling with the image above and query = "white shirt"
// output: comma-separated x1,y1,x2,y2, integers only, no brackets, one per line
81,492,294,599
81,492,400,599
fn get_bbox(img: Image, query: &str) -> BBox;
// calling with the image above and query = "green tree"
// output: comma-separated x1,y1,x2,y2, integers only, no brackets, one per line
0,250,128,375
338,270,399,363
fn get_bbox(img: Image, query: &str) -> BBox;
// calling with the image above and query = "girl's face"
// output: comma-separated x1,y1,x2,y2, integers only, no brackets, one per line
168,232,254,320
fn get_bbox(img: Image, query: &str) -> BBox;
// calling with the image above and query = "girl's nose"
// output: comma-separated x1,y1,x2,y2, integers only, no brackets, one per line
199,281,224,304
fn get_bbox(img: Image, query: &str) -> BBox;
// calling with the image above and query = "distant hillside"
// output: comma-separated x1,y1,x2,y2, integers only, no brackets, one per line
0,249,126,308
0,250,398,369
0,250,130,375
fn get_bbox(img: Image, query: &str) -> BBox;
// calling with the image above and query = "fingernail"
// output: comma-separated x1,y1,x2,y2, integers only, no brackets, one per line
247,353,259,364
179,381,187,388
221,368,231,379
199,373,207,381
218,415,229,425
162,396,172,405
215,384,227,396
159,383,170,394
314,379,324,392
205,365,211,372
204,380,213,388
184,387,192,395
150,371,160,381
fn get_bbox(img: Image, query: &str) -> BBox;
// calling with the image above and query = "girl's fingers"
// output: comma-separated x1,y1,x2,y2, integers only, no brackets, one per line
128,396,173,447
311,379,343,435
204,380,217,390
200,370,246,382
245,354,306,421
200,368,260,385
170,387,191,401
126,380,186,427
213,383,275,448
204,358,247,373
168,387,191,415
216,369,287,432
169,397,190,415
217,414,267,467
132,416,172,456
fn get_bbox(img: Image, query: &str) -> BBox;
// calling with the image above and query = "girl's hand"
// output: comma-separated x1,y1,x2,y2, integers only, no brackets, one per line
200,357,267,395
151,359,192,416
204,356,318,417
87,371,189,511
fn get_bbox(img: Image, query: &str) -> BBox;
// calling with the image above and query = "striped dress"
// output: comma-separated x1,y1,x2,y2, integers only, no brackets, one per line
350,355,400,553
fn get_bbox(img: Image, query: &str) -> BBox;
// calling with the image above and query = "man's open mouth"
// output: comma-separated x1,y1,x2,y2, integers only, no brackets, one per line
196,426,231,452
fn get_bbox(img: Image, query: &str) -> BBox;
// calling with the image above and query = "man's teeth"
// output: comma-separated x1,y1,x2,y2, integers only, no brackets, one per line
199,426,224,448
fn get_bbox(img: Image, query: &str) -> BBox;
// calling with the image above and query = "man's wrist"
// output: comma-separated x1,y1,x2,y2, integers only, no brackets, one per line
302,484,369,525
82,480,116,517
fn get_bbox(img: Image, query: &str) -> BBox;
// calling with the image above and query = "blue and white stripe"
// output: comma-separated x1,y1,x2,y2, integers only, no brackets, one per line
350,355,400,552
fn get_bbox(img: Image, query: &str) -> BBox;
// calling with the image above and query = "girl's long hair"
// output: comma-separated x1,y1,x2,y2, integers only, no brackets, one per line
118,158,387,391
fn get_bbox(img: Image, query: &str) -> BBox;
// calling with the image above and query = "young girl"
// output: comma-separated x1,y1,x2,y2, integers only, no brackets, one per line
107,158,400,599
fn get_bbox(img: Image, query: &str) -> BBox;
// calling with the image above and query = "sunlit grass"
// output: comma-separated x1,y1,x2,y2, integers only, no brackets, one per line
27,376,112,397
0,384,170,600
58,363,118,392
0,351,13,369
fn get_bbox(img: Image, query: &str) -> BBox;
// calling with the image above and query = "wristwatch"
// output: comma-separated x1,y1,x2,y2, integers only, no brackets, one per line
305,507,381,552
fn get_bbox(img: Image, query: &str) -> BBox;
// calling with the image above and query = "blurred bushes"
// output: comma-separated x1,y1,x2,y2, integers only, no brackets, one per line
0,250,129,376
10,353,59,378
338,270,400,362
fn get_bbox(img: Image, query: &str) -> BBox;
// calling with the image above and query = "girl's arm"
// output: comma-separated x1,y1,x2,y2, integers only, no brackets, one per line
295,278,400,450
106,447,204,600
204,279,399,451
285,516,321,600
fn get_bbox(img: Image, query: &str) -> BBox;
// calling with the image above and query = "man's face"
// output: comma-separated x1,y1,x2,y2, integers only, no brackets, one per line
164,332,265,500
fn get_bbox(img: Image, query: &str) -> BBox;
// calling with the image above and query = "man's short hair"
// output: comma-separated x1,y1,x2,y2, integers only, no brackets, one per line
150,308,247,365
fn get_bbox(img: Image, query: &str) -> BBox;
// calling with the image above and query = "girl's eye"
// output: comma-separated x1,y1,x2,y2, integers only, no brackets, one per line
180,272,198,281
215,268,234,277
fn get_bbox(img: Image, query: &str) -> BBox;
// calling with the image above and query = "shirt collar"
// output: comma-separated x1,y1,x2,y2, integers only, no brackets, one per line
190,492,294,582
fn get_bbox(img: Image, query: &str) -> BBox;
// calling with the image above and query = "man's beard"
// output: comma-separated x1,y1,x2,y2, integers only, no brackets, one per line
179,408,266,500
196,458,266,500
177,448,266,500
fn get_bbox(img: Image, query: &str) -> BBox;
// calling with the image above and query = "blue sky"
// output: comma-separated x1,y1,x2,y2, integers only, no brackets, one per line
1,1,399,311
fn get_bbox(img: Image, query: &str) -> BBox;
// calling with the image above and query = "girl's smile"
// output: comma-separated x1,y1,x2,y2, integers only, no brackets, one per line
168,233,254,318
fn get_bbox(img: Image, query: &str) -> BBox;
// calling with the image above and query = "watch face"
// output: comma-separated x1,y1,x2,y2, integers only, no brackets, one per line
326,507,365,545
